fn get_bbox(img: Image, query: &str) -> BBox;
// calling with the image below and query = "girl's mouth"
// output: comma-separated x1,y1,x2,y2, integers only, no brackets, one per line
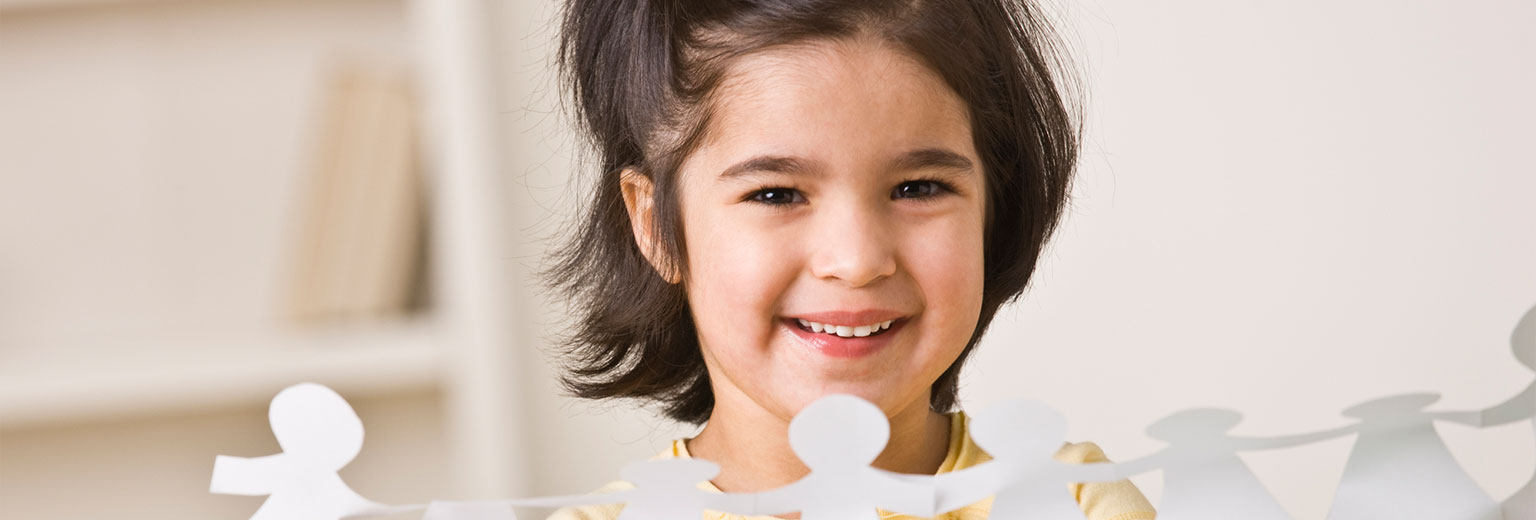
781,316,908,358
792,317,898,338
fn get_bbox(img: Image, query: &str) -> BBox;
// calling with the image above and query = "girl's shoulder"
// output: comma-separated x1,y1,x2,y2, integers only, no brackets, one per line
549,412,1157,520
543,479,629,520
546,442,700,520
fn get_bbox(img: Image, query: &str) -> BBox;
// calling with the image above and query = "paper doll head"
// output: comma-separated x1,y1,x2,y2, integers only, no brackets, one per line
969,399,1067,459
1146,408,1243,442
1513,303,1535,370
269,383,365,469
789,394,889,469
619,459,720,488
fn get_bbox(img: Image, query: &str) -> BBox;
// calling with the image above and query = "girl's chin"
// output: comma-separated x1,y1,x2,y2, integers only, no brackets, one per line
770,379,920,415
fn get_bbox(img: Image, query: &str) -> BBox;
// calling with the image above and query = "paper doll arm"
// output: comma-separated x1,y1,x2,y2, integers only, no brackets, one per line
1107,450,1172,480
1427,410,1486,427
343,503,428,519
502,490,633,509
210,454,285,495
746,480,808,516
701,490,757,516
910,462,1004,514
1479,382,1536,427
872,470,936,517
1229,423,1358,451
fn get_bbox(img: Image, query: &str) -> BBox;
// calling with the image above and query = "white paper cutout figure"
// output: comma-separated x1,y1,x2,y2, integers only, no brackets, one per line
1326,393,1501,520
506,459,753,519
1479,304,1536,519
609,459,753,519
210,382,387,520
916,399,1117,518
604,459,748,519
747,394,935,520
422,501,517,520
1112,408,1351,520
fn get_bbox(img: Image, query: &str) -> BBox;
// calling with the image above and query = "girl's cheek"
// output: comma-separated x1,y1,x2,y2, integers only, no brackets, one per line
908,208,980,264
904,210,986,329
686,207,797,336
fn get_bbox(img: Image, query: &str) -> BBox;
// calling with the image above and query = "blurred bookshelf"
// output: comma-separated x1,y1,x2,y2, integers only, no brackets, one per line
0,0,138,11
0,317,443,429
0,0,531,518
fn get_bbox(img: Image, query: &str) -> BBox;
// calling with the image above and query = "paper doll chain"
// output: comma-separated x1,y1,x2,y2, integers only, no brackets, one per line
210,304,1536,520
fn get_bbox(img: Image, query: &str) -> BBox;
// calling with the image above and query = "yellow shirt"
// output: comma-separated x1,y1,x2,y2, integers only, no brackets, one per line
548,411,1157,519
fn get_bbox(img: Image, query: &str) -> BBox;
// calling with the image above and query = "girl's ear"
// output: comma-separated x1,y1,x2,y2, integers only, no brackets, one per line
620,168,682,284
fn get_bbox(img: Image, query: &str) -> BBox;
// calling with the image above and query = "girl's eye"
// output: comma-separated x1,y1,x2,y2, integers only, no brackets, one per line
892,180,950,200
747,187,805,206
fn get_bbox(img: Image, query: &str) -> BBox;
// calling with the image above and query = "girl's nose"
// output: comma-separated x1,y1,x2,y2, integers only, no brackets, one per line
807,204,898,288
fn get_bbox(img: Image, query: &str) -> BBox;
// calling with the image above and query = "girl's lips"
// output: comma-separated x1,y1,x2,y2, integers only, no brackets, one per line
782,317,908,358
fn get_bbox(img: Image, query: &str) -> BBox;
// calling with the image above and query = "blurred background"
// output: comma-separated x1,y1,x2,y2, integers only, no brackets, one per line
0,0,1531,519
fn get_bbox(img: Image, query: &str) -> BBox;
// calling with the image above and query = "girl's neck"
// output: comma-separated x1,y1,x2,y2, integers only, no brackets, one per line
685,387,953,494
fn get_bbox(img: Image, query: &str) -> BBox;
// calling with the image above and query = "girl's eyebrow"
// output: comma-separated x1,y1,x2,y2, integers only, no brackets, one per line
718,148,975,181
719,155,817,180
891,148,976,175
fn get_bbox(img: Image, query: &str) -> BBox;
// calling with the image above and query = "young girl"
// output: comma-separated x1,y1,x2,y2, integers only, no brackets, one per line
544,0,1156,518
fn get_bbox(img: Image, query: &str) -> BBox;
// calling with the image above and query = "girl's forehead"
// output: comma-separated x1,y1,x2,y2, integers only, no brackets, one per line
695,37,974,167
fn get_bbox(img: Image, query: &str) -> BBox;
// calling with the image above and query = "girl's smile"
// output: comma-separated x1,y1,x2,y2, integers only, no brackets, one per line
782,312,913,358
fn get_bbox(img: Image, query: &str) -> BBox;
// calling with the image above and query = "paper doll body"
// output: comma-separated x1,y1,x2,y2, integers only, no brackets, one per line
1432,303,1535,518
216,455,380,520
1494,303,1536,520
990,469,1100,520
748,394,935,520
916,399,1120,519
1504,415,1536,520
921,459,1108,519
1326,393,1499,520
611,459,753,520
752,468,933,520
1113,408,1353,520
1136,449,1288,520
421,501,518,520
508,459,752,519
210,383,384,520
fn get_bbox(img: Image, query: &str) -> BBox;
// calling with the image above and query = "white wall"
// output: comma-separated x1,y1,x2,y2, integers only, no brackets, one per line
502,0,1536,517
957,2,1536,516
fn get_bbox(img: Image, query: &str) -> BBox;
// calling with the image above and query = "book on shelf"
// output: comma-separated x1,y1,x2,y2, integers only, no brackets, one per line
284,62,428,325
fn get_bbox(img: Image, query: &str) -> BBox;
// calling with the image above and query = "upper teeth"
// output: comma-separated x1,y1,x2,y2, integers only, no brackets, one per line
796,319,895,338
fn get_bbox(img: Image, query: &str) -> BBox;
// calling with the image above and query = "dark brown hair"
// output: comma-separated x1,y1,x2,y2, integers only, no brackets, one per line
545,0,1082,424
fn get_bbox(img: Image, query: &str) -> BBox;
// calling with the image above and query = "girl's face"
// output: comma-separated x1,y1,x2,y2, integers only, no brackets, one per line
630,37,986,422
